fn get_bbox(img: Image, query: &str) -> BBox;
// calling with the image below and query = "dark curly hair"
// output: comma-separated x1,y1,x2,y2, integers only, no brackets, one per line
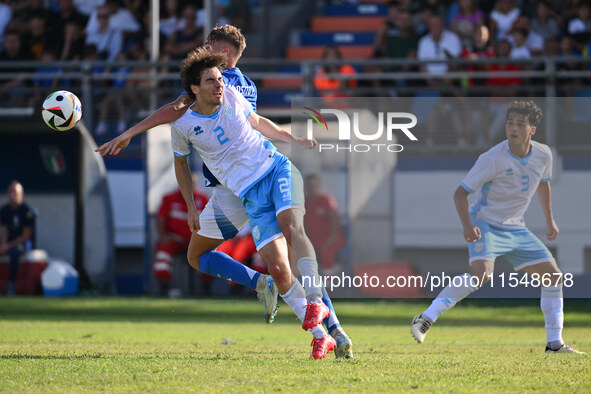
180,47,226,99
506,100,543,128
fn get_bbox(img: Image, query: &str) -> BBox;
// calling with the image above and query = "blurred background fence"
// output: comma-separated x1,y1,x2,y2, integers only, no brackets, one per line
2,56,591,296
2,56,591,154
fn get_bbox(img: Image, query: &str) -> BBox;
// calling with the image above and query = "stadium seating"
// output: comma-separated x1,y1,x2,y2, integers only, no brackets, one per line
287,45,375,60
257,90,302,108
310,16,386,32
322,3,387,16
262,77,302,89
299,32,376,46
269,3,385,93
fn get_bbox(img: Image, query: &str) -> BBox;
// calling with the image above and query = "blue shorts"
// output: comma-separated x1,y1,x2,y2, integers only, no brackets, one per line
241,156,304,250
468,218,555,270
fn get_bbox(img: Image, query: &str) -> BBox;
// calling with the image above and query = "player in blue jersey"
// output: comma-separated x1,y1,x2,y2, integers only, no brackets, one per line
97,25,353,358
411,100,585,354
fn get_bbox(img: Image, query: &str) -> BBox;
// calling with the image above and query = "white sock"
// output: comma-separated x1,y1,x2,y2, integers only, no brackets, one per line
541,283,564,346
423,273,478,322
297,257,322,303
310,326,327,339
281,279,327,338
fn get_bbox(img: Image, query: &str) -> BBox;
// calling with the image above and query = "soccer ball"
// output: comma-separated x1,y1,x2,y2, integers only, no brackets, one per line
41,90,82,131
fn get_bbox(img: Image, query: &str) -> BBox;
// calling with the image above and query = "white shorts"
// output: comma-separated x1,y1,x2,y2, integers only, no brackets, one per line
198,185,249,240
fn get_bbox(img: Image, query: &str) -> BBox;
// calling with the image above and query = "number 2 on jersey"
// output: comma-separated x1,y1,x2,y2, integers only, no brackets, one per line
214,126,229,145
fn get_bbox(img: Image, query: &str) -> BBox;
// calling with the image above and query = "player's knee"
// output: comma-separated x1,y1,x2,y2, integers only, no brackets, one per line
278,221,292,242
476,272,493,286
470,267,494,286
267,263,290,287
549,267,563,286
282,223,307,246
186,249,203,272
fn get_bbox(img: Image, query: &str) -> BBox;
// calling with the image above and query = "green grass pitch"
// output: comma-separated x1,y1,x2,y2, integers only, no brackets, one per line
1,297,589,392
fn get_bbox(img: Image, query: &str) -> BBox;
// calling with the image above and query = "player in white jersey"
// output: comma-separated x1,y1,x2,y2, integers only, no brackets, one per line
97,26,353,359
411,100,585,354
172,48,338,358
96,26,280,325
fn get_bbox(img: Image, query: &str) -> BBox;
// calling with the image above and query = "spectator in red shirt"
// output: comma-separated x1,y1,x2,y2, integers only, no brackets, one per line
460,25,495,89
304,174,345,273
154,179,209,295
486,39,522,88
486,39,522,144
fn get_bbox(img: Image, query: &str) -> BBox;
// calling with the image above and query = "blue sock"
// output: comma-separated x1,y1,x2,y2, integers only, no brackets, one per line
198,251,260,289
321,286,341,333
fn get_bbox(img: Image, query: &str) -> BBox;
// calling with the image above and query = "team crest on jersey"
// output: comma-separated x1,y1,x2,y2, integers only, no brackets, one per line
194,126,203,135
473,242,484,253
222,105,234,117
505,168,513,176
252,225,260,240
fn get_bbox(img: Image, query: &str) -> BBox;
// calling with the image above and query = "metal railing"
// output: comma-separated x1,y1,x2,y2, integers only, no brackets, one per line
1,56,591,153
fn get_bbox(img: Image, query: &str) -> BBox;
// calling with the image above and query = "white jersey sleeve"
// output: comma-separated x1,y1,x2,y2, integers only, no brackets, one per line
171,123,191,157
541,146,553,181
461,154,496,194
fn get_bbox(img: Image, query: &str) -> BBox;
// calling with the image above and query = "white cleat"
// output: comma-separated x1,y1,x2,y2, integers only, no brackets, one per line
411,314,432,343
545,344,586,354
256,274,279,324
331,327,353,359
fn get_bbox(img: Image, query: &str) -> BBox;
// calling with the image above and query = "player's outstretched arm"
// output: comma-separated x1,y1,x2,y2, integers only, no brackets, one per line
537,181,559,240
95,93,193,156
173,155,200,233
246,112,317,149
454,186,481,242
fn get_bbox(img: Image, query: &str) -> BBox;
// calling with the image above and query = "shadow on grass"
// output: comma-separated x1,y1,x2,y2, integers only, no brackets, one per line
0,298,589,327
0,354,105,360
0,353,268,362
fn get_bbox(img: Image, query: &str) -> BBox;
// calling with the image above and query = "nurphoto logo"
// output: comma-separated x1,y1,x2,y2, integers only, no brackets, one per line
303,107,419,153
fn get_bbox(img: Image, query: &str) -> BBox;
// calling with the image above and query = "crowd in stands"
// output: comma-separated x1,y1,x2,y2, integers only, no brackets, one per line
369,0,590,91
365,0,591,59
316,0,591,146
1,0,590,141
0,0,246,132
0,0,249,64
312,0,591,100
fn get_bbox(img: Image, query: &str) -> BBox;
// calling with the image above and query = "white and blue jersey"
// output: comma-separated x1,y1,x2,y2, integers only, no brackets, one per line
201,67,271,187
171,87,303,250
461,140,553,228
460,140,555,269
171,87,281,198
179,66,284,243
